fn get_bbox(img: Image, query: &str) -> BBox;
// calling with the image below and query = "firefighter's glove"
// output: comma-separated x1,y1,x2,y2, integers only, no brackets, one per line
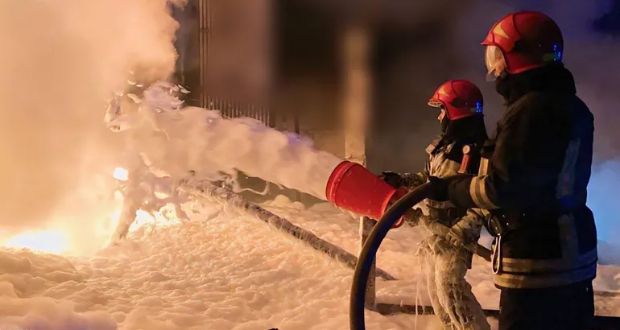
380,171,404,188
428,176,450,202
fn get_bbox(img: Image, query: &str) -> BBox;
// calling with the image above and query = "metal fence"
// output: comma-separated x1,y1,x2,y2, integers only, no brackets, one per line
195,0,273,127
203,97,271,125
198,0,210,109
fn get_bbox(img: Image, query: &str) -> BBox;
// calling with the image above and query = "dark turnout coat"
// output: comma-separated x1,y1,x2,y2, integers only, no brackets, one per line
446,64,597,289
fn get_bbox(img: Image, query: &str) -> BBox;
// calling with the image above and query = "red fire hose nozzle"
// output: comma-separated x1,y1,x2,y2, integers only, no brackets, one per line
325,161,407,228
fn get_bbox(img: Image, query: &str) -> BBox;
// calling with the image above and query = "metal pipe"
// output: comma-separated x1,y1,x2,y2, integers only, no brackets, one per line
180,180,397,281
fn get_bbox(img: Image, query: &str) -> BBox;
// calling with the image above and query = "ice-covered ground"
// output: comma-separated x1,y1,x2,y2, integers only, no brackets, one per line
1,195,620,330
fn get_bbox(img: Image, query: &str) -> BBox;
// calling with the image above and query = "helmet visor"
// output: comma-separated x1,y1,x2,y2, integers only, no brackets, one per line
427,99,443,108
485,45,505,81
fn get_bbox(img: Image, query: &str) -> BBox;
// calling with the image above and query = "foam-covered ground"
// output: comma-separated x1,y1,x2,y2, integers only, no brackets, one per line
1,196,619,329
262,197,620,316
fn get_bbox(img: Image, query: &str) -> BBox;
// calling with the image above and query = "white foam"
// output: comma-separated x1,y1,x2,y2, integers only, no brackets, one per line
107,82,343,201
0,199,442,330
2,196,620,329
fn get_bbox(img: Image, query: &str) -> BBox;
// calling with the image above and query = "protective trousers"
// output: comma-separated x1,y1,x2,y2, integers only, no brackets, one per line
419,235,490,330
498,280,594,330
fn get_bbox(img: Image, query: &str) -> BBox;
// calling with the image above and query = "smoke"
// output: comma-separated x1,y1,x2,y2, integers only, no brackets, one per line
0,0,184,254
588,159,620,243
588,158,620,264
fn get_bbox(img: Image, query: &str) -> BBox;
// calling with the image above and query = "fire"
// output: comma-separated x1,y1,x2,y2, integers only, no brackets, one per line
113,167,129,181
133,209,157,229
130,209,180,232
0,166,175,255
5,230,69,254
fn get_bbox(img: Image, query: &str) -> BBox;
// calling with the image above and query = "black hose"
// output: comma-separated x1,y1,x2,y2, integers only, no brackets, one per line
350,183,434,330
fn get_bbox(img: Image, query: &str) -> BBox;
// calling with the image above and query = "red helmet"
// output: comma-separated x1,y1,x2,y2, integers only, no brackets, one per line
428,80,483,120
483,11,563,80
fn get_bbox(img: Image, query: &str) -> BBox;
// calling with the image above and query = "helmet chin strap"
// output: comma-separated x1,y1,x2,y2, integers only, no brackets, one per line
440,116,451,134
494,69,514,101
486,66,509,82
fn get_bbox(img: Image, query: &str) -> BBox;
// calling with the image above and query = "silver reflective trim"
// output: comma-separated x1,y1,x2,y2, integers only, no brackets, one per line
429,153,460,178
425,139,441,155
469,176,499,209
501,249,597,273
494,263,596,289
469,177,484,208
501,214,596,274
478,158,490,176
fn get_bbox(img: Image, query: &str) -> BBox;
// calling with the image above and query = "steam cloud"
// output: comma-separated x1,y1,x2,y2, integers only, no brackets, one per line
0,0,184,253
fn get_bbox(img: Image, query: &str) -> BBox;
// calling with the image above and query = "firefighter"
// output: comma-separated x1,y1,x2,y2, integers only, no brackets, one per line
382,79,490,330
428,11,597,330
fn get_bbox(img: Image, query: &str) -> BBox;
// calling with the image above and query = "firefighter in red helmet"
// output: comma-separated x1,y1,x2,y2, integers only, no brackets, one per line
383,79,491,330
382,80,487,191
428,11,597,330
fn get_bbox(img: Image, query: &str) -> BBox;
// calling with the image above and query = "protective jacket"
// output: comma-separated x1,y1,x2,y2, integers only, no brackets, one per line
446,64,597,289
401,137,486,267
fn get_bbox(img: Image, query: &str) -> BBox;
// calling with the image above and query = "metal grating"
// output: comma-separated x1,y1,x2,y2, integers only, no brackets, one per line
197,0,271,126
198,0,210,109
203,97,270,124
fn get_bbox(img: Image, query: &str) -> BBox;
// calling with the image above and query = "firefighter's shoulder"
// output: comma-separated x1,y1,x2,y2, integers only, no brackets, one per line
425,136,443,155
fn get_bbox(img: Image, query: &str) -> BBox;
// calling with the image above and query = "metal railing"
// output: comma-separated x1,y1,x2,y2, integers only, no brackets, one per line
203,96,271,126
195,0,272,127
198,0,211,110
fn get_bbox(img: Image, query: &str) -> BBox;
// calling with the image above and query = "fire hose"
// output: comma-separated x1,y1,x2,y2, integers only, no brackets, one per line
348,183,620,330
350,182,434,330
349,182,494,330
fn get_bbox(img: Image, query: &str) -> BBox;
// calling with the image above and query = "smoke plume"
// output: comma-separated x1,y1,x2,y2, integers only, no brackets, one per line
0,0,184,253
